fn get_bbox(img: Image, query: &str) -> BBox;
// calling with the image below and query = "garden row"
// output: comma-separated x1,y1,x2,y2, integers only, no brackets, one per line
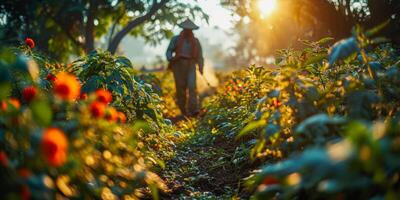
195,25,400,199
0,42,175,199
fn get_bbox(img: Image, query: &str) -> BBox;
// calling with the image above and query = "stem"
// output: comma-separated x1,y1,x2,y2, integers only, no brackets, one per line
360,48,382,95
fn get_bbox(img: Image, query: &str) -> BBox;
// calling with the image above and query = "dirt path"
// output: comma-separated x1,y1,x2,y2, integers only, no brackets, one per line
159,119,255,200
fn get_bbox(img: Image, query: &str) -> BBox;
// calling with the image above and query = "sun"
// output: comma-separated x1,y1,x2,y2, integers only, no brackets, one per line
258,0,277,18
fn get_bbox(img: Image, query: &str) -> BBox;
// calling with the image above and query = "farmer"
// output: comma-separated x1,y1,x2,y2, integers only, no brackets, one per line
166,19,204,117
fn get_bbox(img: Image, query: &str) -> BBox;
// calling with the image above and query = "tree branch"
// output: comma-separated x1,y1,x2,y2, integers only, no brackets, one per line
108,13,124,47
107,0,170,54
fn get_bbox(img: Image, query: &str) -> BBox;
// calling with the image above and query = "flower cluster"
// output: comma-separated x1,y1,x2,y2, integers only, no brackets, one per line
89,89,126,123
0,46,169,199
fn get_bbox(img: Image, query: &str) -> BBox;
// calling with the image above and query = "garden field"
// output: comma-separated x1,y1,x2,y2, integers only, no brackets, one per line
1,23,400,200
2,0,400,199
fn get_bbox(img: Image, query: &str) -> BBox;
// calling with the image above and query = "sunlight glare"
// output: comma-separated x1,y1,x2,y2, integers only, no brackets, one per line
258,0,277,18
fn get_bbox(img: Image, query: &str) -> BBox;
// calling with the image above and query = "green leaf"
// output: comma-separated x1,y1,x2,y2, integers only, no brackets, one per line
116,57,133,68
295,114,345,134
82,75,101,93
305,53,327,65
317,37,334,45
0,83,11,100
132,120,152,132
264,124,280,138
236,120,266,139
149,184,159,200
30,100,53,127
328,37,359,67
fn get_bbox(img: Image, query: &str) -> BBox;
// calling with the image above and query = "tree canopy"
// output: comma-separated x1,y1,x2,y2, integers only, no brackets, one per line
0,0,208,61
221,0,400,66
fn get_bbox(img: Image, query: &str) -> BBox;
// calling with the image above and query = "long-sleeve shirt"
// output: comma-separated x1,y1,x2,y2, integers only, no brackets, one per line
166,35,204,69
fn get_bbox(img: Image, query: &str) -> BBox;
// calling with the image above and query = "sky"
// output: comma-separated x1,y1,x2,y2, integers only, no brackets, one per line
120,0,236,68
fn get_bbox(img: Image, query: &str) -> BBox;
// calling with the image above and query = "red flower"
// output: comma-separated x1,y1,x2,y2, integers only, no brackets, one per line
272,98,282,107
41,128,68,167
117,111,126,123
261,176,279,186
53,72,81,101
23,86,37,103
1,98,21,111
95,89,112,104
46,73,56,82
89,101,106,118
80,93,88,100
0,151,8,166
25,38,35,49
105,107,118,122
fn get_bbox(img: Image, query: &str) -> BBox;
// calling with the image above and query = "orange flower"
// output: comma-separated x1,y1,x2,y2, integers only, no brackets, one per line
23,86,37,103
95,89,112,104
272,98,282,107
105,107,118,122
1,98,21,111
53,72,81,101
41,128,68,167
117,111,126,123
0,151,8,166
25,38,35,49
89,101,106,118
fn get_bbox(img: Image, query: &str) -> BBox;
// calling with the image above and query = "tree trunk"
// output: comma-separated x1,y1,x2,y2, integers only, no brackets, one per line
85,0,96,53
107,0,169,54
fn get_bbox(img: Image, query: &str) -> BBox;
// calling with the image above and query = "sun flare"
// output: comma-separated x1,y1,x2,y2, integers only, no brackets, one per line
258,0,277,18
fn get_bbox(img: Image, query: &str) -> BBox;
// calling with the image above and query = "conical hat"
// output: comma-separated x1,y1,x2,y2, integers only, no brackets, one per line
178,19,199,30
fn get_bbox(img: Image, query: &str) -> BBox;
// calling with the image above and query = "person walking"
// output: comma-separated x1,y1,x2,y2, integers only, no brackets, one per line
166,19,204,117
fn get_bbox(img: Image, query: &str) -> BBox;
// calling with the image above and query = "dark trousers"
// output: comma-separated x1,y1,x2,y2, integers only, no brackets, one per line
171,59,199,115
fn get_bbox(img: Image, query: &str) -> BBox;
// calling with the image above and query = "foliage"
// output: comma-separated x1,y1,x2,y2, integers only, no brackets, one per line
222,0,400,66
0,46,174,199
250,120,400,199
190,24,400,198
0,0,208,59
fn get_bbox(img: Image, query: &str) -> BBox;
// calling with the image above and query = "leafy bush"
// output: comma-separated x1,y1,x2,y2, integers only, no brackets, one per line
0,47,170,199
241,26,400,198
249,120,400,199
195,24,400,198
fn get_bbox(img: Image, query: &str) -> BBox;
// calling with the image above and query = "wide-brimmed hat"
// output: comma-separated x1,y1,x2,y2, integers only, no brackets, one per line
178,19,199,30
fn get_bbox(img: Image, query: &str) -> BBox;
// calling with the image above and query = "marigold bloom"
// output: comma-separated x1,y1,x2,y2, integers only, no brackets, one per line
117,111,126,123
89,101,106,118
1,98,21,111
25,38,35,49
53,72,81,101
105,107,118,122
0,151,8,166
41,128,68,167
46,73,56,82
23,86,37,103
95,89,112,104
